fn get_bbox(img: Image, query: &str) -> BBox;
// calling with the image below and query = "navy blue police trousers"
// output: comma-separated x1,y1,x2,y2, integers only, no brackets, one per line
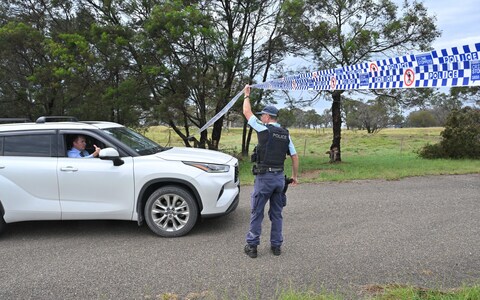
246,171,285,247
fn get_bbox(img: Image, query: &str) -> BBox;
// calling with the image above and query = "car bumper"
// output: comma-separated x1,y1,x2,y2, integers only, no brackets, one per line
202,190,240,218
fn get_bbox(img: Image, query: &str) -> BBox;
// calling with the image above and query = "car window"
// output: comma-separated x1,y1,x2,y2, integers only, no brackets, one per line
3,134,55,157
102,127,165,156
65,133,107,157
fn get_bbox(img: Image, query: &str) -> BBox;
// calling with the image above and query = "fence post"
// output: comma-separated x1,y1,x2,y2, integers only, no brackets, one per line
304,139,307,157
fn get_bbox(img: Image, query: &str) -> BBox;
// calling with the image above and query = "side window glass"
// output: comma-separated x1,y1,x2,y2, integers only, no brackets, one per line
65,134,106,157
0,137,3,155
4,134,54,157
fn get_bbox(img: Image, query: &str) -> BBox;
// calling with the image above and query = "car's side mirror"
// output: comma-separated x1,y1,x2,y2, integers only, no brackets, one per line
99,148,124,166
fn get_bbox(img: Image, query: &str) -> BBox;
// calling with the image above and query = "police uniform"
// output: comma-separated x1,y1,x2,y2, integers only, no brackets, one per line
245,113,297,252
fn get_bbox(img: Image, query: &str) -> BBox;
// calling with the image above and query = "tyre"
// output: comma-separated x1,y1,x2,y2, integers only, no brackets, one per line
144,186,198,237
0,215,5,236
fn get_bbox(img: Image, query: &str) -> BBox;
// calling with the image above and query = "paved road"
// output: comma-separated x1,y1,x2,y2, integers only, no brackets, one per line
0,174,479,299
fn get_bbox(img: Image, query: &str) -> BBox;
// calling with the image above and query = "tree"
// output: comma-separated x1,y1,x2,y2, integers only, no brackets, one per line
342,99,364,130
0,0,152,126
450,87,480,108
320,108,332,129
304,109,322,129
428,92,462,126
359,101,389,133
137,0,289,150
406,110,438,127
278,108,296,128
0,0,289,150
281,0,440,161
390,113,405,128
419,107,480,159
343,94,402,132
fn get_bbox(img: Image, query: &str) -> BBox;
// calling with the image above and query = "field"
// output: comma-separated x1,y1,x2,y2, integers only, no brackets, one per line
145,126,480,185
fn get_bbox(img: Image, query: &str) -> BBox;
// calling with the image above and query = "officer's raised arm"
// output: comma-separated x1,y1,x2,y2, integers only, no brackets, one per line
243,84,254,120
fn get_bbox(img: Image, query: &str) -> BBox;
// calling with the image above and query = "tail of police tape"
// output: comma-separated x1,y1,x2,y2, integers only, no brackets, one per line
194,42,479,136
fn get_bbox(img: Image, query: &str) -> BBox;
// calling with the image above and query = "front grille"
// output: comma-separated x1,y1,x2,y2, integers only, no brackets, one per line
234,163,239,183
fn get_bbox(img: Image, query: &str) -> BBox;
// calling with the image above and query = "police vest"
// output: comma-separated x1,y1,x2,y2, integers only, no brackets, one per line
255,124,290,168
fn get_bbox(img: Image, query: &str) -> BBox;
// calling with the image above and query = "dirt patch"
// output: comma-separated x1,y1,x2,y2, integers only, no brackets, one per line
301,169,342,180
358,284,455,298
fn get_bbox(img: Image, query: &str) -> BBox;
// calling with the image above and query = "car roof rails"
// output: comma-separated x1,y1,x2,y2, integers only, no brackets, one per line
0,118,32,124
36,116,79,123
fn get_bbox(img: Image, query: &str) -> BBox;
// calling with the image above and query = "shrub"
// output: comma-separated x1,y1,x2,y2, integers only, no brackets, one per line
419,107,480,159
418,143,447,159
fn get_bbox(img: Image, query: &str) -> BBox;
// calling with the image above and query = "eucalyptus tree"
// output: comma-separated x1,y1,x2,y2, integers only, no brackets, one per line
140,0,291,150
0,1,74,118
281,0,440,161
1,0,290,150
0,0,148,124
450,86,480,107
0,6,88,118
0,22,43,118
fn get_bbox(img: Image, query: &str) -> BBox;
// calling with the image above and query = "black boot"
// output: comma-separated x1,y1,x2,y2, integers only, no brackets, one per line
271,246,281,256
244,244,257,258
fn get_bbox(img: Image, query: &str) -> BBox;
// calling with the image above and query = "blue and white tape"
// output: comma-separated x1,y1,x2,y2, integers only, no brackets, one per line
198,42,480,134
197,90,243,134
253,42,480,91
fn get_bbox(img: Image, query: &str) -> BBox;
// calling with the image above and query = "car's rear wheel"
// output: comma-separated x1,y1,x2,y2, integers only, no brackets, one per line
144,186,198,237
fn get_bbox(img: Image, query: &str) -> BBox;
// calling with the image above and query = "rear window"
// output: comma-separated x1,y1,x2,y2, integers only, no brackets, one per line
2,134,55,157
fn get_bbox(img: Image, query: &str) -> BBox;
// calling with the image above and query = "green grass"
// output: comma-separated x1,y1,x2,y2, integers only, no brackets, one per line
156,284,480,300
358,284,480,300
144,126,480,185
168,126,478,185
273,284,480,300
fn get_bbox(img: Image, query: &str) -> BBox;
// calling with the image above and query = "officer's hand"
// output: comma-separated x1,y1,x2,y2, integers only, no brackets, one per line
291,177,298,186
244,84,250,97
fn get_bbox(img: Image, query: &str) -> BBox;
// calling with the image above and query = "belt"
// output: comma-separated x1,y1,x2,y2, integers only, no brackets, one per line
258,167,284,173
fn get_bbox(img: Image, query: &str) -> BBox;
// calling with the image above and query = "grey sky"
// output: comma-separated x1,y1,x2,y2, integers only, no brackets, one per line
423,0,480,49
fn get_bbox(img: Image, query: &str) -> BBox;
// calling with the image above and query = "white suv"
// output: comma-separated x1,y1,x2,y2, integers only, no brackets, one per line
0,117,240,237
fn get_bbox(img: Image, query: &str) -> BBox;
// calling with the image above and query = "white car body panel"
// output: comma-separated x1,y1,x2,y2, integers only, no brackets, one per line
57,157,135,220
155,147,235,164
0,156,61,222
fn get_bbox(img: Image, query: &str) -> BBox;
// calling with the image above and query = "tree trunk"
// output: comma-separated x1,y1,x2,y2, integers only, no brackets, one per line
241,121,248,156
330,91,343,162
210,115,224,150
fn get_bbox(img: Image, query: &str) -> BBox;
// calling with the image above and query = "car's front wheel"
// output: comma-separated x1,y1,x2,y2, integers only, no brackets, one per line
0,215,5,236
144,186,199,237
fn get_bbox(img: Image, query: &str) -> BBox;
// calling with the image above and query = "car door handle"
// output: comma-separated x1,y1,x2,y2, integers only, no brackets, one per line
60,166,78,172
0,165,5,169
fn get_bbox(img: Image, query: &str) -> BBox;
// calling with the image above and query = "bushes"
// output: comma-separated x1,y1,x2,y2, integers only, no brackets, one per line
418,107,480,159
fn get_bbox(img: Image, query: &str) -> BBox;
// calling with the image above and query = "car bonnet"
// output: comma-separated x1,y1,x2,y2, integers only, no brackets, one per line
154,147,235,165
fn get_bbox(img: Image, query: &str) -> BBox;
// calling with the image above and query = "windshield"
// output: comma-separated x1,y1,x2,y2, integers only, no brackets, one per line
102,127,167,156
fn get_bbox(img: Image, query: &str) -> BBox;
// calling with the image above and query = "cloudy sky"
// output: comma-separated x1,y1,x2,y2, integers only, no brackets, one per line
423,0,480,49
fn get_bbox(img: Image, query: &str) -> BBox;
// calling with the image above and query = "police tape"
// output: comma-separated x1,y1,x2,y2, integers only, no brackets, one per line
197,42,480,134
196,90,243,135
253,42,480,91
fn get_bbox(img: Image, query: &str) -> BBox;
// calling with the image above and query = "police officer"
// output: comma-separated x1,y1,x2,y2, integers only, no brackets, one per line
243,84,299,258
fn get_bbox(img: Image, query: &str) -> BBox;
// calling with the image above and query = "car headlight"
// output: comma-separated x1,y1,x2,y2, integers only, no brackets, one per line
183,161,230,173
